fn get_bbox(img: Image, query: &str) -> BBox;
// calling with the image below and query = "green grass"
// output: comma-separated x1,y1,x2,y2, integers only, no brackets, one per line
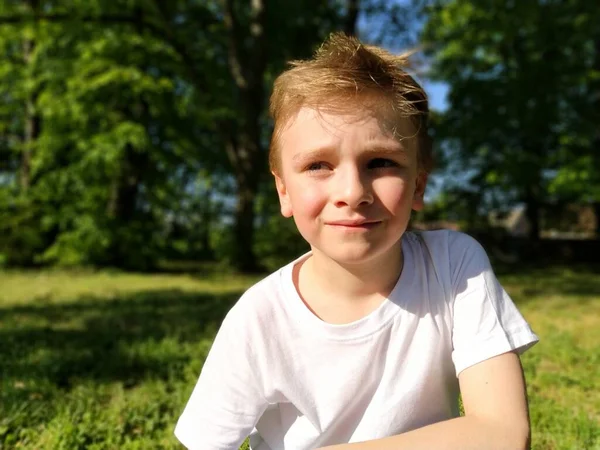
1,265,598,449
500,266,600,450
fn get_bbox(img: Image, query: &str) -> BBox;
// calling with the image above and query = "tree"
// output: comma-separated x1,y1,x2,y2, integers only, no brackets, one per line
547,2,600,236
0,0,355,270
0,0,218,268
421,0,597,239
1,0,432,270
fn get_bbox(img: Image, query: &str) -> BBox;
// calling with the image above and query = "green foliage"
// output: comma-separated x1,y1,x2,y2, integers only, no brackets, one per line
254,214,309,271
254,180,310,271
0,0,351,270
421,0,600,227
0,195,45,266
0,1,204,268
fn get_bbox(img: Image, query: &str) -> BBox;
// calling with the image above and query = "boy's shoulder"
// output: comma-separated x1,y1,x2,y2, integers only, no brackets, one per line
225,256,301,324
406,229,492,287
226,231,489,324
408,229,486,259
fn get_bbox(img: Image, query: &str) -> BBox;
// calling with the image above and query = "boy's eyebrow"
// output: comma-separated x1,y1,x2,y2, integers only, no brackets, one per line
292,146,333,164
362,144,407,155
292,143,407,164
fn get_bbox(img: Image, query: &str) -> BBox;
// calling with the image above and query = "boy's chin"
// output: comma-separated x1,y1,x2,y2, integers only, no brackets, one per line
311,243,400,268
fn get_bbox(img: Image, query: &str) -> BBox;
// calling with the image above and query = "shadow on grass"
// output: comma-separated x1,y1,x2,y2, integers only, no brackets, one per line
2,264,599,409
1,289,242,395
495,263,600,304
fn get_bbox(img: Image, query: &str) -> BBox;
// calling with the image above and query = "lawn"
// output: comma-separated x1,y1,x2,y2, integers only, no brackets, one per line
1,265,598,449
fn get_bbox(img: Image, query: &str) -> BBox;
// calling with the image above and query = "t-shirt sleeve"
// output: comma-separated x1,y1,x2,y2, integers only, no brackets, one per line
449,233,539,376
174,304,268,449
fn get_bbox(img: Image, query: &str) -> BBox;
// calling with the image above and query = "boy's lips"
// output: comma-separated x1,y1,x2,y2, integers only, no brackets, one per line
326,219,382,229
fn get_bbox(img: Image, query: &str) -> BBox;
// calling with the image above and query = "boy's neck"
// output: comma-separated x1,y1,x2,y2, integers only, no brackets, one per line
295,242,404,323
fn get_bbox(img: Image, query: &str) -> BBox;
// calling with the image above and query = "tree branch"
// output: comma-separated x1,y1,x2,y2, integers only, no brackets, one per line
0,13,162,36
0,10,209,93
148,1,208,92
222,0,247,89
345,0,359,36
248,0,268,89
0,12,167,59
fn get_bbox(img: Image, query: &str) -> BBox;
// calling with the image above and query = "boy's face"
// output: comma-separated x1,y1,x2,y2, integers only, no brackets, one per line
274,107,427,267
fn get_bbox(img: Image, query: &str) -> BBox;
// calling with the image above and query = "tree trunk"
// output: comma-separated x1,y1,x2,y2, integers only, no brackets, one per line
106,98,150,268
224,128,262,272
344,0,359,36
525,193,540,241
200,192,215,260
592,36,600,238
111,143,144,221
107,102,149,222
222,0,267,272
593,202,600,239
234,173,259,272
21,93,39,193
107,143,144,223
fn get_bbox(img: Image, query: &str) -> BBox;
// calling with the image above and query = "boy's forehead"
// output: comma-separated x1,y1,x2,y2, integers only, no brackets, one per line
280,106,416,154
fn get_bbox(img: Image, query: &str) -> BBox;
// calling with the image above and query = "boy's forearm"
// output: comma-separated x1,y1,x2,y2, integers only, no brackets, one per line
319,415,530,450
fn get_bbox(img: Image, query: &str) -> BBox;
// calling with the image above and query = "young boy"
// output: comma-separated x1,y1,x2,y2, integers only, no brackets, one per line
175,33,539,450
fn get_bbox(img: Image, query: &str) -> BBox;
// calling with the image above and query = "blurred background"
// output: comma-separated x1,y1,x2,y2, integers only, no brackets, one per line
0,1,598,449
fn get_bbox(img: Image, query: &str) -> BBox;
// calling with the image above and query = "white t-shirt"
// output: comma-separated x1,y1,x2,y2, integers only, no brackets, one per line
175,230,539,450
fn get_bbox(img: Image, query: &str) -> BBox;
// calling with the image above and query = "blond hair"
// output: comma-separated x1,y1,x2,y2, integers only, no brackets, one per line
269,32,433,174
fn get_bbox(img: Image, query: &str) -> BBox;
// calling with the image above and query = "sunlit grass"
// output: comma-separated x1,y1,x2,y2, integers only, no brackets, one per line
0,268,258,306
502,265,600,450
1,265,598,449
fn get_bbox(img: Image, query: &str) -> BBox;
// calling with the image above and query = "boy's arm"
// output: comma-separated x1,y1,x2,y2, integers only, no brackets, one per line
319,350,531,450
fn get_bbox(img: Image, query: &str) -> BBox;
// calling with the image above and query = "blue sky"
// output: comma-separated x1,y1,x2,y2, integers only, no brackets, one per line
422,80,449,112
356,1,450,113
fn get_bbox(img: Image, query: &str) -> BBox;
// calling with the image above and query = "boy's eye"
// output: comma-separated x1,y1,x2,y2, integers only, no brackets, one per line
306,162,329,172
368,158,398,169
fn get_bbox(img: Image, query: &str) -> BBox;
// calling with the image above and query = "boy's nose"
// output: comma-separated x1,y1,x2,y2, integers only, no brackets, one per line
332,167,373,208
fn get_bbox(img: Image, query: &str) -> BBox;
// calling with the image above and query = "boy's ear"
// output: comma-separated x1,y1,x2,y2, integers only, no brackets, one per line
412,171,428,212
273,172,293,218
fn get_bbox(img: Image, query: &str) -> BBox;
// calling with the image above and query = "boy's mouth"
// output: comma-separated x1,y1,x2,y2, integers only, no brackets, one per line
326,219,382,230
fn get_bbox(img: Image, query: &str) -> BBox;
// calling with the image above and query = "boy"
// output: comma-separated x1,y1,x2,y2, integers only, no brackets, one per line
175,33,539,450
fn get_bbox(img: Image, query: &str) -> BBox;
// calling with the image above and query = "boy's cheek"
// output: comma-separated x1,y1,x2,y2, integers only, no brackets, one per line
290,187,327,217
